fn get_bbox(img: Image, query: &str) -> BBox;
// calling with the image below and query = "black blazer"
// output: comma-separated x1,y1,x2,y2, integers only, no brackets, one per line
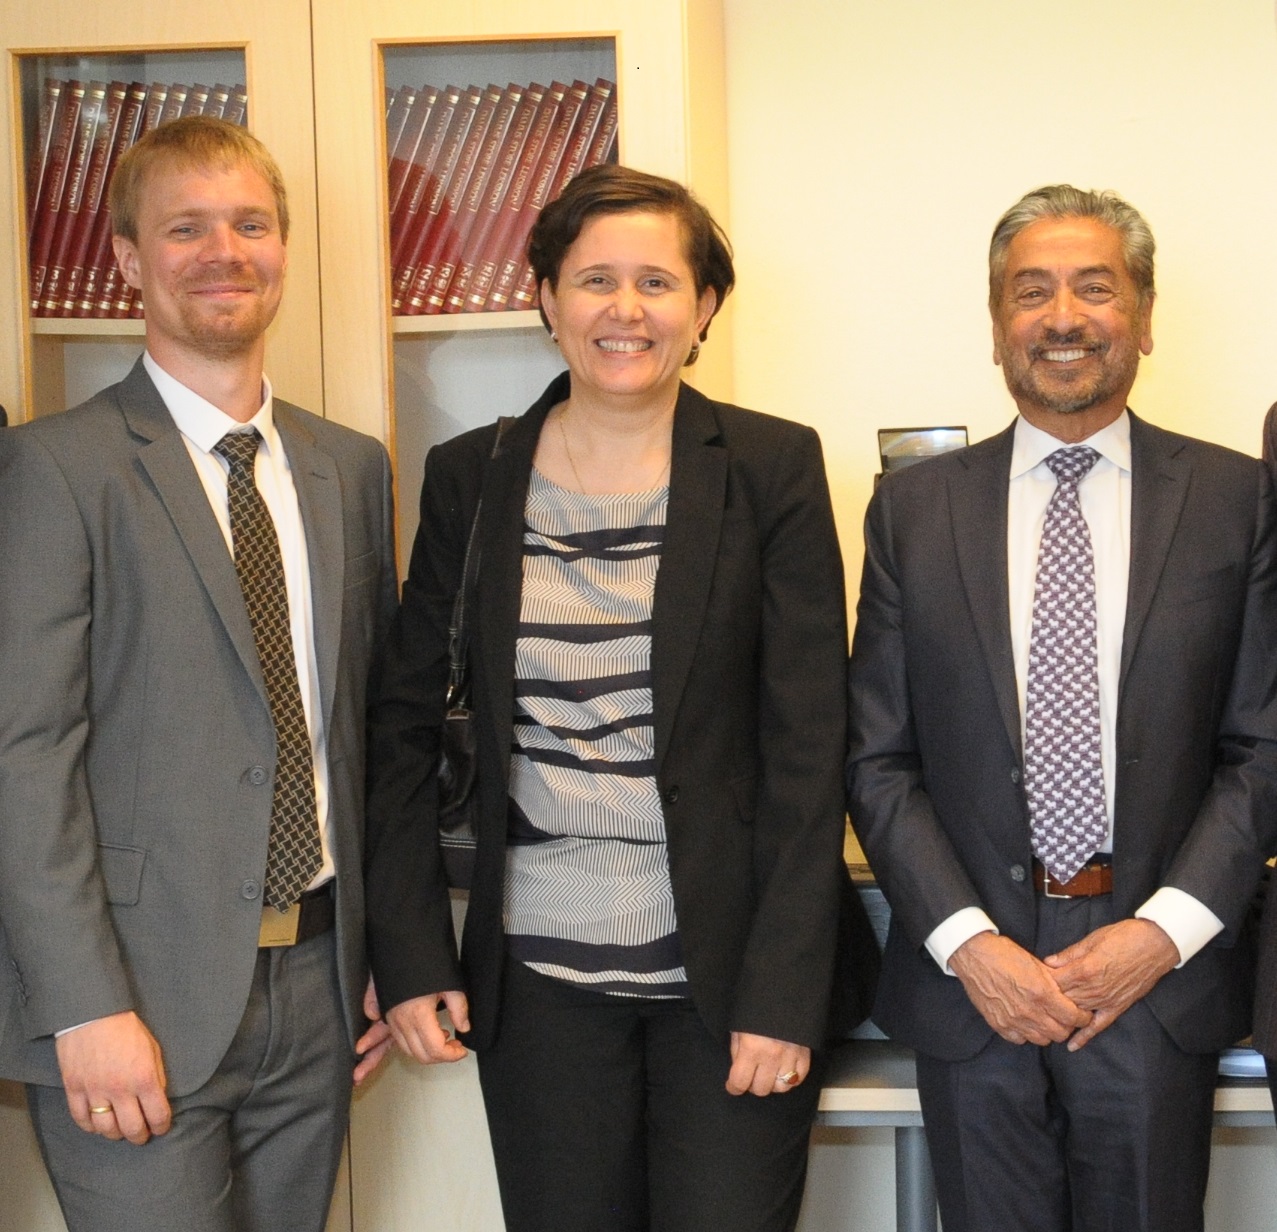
1250,401,1277,1057
848,412,1277,1062
367,373,876,1051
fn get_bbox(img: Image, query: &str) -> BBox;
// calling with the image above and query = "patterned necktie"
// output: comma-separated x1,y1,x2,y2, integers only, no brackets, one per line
1024,445,1107,885
215,429,321,910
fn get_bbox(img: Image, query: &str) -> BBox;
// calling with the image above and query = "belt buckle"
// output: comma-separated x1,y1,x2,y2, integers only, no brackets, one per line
259,902,300,947
1041,869,1071,899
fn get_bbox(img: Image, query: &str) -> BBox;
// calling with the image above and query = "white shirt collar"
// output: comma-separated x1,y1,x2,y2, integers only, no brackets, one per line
1010,408,1132,480
143,351,278,457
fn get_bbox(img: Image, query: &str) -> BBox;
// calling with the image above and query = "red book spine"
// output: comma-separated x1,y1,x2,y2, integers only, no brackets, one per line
74,82,146,318
486,80,587,312
443,84,542,314
387,86,440,245
223,86,249,128
160,83,188,124
96,83,168,318
181,83,211,118
465,83,565,313
389,85,461,288
421,85,522,315
39,80,108,316
56,81,126,318
585,85,619,167
391,85,483,312
510,79,613,312
27,78,65,233
29,79,86,312
401,83,503,316
383,85,417,185
386,86,428,217
205,84,231,120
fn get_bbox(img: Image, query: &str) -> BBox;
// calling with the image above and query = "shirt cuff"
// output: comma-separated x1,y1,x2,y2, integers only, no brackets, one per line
1135,888,1224,967
54,1020,95,1038
925,908,999,975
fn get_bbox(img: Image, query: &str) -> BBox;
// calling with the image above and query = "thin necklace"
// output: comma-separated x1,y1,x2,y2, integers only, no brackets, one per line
557,410,588,493
556,408,672,494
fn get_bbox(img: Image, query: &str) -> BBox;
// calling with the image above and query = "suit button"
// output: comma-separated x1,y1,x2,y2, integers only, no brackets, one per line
1009,864,1026,883
1010,768,1021,784
663,786,680,805
248,765,267,786
241,880,261,900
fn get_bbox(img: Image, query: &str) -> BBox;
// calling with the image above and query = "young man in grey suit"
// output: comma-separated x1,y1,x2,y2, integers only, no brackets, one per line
0,117,398,1231
848,185,1277,1232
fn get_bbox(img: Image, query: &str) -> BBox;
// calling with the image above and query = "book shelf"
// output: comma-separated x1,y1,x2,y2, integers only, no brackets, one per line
0,0,323,425
310,0,731,573
15,48,247,418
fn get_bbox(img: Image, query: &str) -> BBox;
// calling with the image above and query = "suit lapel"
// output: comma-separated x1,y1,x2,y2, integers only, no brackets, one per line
121,360,266,703
277,404,344,731
1120,413,1189,692
949,423,1021,758
652,385,727,769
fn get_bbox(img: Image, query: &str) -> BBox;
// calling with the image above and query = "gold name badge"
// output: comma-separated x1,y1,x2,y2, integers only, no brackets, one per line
258,902,300,947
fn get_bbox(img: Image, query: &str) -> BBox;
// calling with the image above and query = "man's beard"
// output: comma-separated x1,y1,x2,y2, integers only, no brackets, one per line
999,329,1139,416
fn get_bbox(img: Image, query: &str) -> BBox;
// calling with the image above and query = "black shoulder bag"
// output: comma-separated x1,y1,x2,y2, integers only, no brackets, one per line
437,417,514,889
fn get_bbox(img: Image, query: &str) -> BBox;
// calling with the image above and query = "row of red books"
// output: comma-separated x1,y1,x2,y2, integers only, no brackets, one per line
387,76,618,317
26,78,249,320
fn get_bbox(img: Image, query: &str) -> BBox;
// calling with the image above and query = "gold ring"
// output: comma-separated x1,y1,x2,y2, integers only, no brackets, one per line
776,1070,800,1086
89,1105,112,1115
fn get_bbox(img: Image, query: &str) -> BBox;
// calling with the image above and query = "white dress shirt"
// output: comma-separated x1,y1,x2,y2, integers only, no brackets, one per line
925,412,1223,973
144,352,334,888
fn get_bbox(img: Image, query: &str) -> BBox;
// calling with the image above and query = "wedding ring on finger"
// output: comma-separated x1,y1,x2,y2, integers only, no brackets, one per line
775,1070,800,1087
89,1105,113,1115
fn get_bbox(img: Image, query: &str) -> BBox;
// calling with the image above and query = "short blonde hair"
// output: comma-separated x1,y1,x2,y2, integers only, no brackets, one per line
109,115,289,243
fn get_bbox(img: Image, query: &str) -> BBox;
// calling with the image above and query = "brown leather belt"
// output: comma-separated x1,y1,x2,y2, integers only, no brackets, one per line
1032,858,1113,898
258,882,335,947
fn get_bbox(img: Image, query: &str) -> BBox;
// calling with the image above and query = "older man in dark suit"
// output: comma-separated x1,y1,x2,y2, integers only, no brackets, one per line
0,117,397,1232
848,185,1277,1232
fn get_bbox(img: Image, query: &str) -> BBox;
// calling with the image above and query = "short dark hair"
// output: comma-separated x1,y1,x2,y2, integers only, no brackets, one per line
989,184,1154,312
528,164,735,352
110,115,289,244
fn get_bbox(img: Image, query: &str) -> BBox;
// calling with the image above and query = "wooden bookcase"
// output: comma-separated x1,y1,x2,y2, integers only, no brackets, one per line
0,0,323,424
1,3,726,1223
310,0,730,564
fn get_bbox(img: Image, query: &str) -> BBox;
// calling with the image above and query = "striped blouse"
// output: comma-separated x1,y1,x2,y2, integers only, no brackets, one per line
504,468,688,998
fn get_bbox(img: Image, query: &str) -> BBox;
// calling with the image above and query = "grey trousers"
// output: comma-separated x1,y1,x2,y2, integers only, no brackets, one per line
28,932,352,1232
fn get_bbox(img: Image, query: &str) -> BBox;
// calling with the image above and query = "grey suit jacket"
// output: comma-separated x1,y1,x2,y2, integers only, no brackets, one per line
0,359,397,1095
848,412,1277,1061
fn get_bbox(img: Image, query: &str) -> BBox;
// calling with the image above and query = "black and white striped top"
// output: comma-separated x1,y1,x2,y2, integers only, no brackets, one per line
504,468,688,998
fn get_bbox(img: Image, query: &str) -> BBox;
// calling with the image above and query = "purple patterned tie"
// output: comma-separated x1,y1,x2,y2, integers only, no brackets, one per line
216,429,321,910
1024,446,1107,884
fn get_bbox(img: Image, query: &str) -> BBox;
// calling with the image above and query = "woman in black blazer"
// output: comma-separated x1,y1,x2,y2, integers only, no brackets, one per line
366,165,872,1231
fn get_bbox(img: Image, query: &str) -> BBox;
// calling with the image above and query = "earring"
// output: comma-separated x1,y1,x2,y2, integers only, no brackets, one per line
685,340,701,365
550,330,558,343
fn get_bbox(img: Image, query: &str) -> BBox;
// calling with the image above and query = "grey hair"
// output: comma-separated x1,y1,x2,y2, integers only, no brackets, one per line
988,184,1155,311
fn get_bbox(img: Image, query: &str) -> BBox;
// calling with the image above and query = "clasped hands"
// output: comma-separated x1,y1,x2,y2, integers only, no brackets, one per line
949,919,1180,1050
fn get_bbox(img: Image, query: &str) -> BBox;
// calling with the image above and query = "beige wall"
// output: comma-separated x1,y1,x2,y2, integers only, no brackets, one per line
721,0,1277,604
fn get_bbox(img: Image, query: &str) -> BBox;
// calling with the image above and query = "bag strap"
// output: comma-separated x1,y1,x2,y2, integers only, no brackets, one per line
445,416,515,708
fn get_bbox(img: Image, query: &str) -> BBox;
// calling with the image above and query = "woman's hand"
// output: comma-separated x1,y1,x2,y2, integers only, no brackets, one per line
386,991,472,1064
726,1031,811,1097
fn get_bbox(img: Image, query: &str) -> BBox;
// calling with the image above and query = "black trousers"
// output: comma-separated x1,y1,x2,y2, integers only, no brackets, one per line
916,894,1217,1232
476,958,821,1232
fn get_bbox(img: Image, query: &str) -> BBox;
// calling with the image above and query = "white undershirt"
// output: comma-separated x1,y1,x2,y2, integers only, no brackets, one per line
144,352,334,888
925,412,1223,973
